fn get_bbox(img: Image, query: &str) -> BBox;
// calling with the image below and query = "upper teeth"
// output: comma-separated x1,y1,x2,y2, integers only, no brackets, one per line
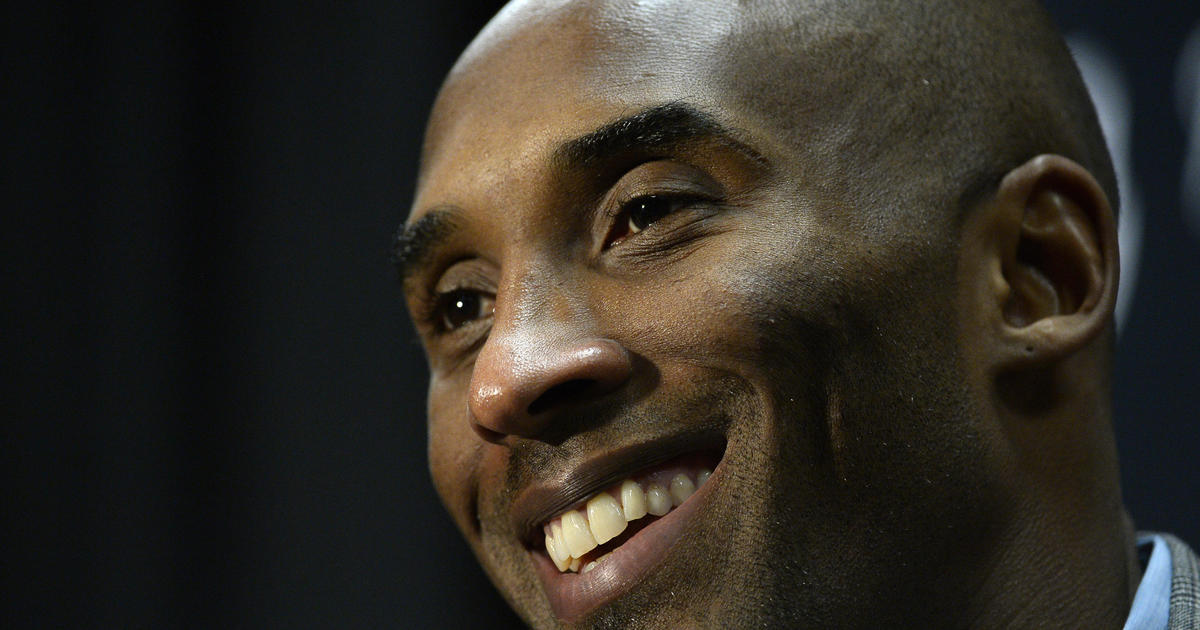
542,468,711,573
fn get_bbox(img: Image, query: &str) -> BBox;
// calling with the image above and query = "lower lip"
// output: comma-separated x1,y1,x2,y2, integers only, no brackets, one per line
530,464,721,621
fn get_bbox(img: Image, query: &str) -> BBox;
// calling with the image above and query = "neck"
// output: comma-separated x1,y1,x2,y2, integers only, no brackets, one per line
960,420,1137,624
959,351,1137,627
960,482,1138,628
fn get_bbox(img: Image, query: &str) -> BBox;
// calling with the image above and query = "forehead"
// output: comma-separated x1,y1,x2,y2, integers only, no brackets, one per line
410,0,754,222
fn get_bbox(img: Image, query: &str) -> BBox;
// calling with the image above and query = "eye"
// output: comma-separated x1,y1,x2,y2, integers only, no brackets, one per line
627,195,675,233
436,288,495,330
608,194,690,247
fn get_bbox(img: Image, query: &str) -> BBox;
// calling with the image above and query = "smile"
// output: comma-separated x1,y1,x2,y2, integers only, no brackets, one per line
542,464,714,573
524,448,724,621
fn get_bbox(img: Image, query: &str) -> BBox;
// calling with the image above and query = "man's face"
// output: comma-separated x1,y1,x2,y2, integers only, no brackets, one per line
402,2,1007,627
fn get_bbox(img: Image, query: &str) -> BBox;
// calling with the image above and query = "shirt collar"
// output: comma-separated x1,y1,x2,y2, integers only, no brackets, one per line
1123,534,1173,630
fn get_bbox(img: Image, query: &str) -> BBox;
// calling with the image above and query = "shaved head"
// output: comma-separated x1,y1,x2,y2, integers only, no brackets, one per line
405,0,1131,627
719,0,1116,206
427,0,1116,223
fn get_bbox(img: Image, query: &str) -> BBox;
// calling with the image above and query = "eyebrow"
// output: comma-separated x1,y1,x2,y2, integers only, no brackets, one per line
392,207,458,284
553,101,766,172
393,102,765,283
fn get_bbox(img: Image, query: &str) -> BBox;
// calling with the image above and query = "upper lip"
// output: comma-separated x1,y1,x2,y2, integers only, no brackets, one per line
509,429,727,547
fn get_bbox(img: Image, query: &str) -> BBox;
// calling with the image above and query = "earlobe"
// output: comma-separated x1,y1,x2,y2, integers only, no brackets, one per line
985,155,1119,367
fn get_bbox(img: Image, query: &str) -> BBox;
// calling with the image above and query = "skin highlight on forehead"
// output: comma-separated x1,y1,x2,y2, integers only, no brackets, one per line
415,0,758,199
420,0,1114,234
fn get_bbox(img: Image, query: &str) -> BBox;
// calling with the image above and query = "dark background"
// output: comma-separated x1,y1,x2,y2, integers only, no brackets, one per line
7,1,1198,628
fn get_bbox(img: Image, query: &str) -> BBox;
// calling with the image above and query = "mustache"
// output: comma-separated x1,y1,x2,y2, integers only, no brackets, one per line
496,375,747,511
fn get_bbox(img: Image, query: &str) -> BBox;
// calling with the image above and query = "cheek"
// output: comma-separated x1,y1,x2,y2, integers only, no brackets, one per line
695,230,851,376
426,374,482,537
597,226,848,375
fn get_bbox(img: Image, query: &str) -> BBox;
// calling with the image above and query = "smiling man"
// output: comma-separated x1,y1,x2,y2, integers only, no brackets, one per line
395,0,1199,628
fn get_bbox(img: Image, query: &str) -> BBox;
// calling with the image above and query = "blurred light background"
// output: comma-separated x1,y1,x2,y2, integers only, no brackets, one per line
6,1,1198,627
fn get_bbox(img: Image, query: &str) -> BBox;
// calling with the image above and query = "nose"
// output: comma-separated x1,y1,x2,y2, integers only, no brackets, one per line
467,334,633,442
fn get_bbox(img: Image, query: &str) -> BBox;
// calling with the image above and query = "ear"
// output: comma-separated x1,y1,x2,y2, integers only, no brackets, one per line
964,155,1119,370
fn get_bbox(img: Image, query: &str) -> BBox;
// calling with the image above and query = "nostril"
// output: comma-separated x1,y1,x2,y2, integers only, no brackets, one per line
526,379,596,416
470,421,507,443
